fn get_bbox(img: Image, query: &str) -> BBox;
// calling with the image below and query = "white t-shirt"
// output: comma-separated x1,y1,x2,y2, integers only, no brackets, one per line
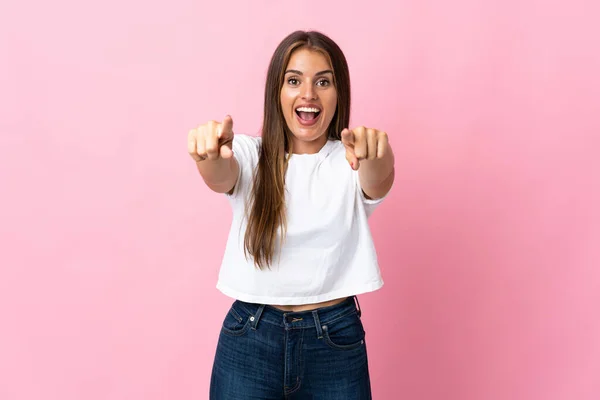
216,134,389,305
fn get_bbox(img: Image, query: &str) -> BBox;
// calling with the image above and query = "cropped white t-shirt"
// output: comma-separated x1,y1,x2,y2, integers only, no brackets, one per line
216,134,389,305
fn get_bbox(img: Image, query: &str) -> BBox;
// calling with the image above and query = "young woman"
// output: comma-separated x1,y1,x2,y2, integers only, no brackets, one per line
188,30,395,400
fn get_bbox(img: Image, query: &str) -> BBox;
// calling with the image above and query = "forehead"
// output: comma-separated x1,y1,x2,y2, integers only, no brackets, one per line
286,48,332,72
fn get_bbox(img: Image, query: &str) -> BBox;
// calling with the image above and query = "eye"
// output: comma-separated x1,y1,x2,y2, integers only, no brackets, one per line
316,79,330,87
287,77,300,86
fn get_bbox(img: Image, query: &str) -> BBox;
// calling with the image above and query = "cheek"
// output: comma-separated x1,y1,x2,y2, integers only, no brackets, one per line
325,91,337,113
280,91,293,112
327,98,337,119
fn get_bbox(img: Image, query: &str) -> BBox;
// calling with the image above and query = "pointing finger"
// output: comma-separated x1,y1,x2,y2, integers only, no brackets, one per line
219,115,234,139
341,128,354,146
345,149,359,170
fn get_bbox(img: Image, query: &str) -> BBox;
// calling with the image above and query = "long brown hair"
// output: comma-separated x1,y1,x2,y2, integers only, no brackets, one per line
244,31,351,269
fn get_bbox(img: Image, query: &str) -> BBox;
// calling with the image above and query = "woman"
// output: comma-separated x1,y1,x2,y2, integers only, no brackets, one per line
188,30,394,399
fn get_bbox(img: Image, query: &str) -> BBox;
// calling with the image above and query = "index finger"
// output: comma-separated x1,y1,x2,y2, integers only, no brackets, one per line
341,128,354,145
219,115,234,139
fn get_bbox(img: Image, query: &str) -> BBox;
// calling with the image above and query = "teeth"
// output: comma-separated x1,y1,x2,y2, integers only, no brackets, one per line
296,107,321,113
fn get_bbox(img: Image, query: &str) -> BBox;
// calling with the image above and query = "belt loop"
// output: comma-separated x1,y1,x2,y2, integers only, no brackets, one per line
250,304,265,331
312,310,323,339
354,295,362,318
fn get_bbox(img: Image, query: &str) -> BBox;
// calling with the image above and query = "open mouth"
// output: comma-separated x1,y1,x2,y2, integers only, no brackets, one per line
295,106,321,126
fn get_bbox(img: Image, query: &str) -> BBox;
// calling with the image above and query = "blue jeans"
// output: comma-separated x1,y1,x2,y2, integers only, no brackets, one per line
210,296,372,399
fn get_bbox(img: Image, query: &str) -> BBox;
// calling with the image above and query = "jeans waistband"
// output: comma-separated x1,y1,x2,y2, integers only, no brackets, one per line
234,296,362,331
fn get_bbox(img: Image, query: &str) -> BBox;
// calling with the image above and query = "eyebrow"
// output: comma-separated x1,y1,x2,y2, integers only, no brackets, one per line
284,69,334,76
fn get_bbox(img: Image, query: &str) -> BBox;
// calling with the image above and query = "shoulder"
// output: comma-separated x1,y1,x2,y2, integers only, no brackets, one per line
232,134,261,164
328,139,345,155
233,133,261,151
323,139,349,166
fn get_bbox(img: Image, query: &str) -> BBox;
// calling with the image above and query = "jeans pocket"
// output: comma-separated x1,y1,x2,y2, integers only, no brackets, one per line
322,311,366,351
221,303,251,336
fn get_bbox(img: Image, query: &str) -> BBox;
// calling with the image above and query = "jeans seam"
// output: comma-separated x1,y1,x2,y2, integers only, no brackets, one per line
321,309,358,327
322,328,365,351
285,329,304,395
229,306,243,323
236,303,358,328
236,302,254,316
221,318,251,337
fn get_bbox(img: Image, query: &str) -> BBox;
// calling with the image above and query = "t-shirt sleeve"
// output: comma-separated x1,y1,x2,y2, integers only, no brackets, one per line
353,170,393,218
225,134,261,203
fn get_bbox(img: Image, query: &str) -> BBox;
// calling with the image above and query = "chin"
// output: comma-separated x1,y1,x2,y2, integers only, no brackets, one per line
291,128,326,142
292,121,329,138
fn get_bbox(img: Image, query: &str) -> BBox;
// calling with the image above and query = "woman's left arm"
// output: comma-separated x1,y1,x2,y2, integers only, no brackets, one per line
341,127,395,200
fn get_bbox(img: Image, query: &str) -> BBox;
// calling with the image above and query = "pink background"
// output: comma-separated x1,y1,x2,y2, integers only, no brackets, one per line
1,0,599,399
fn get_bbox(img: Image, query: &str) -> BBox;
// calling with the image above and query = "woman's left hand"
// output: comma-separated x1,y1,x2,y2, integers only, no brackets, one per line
341,127,389,171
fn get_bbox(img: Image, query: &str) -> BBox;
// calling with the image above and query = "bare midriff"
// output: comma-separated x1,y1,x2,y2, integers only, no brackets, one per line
269,297,348,312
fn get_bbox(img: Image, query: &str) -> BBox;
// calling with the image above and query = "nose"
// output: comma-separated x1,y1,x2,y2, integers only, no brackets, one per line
301,82,317,100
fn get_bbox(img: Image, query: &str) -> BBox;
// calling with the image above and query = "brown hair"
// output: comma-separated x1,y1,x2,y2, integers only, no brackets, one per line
244,30,351,269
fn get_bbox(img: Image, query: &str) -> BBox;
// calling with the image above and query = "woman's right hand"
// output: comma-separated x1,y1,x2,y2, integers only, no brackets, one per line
188,115,235,162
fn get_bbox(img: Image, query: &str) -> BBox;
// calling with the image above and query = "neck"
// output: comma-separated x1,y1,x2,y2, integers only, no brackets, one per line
291,135,328,155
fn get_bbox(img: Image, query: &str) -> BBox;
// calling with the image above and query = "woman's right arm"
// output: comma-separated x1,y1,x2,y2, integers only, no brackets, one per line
188,115,239,194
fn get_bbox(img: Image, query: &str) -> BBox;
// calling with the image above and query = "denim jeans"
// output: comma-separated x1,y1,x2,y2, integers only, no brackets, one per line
209,296,372,399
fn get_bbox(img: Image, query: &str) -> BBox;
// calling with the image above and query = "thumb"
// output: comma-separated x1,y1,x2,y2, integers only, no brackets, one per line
220,144,233,159
342,128,358,170
218,115,234,139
